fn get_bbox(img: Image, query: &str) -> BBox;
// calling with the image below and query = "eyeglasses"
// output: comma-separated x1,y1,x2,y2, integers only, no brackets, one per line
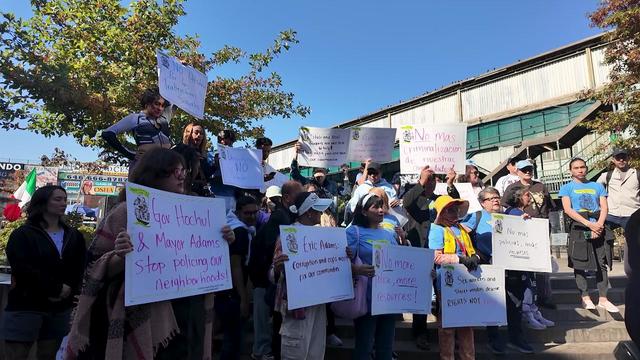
171,167,187,178
482,196,501,202
469,171,479,176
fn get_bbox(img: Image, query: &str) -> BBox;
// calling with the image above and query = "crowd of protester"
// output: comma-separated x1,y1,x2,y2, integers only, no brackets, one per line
1,88,637,359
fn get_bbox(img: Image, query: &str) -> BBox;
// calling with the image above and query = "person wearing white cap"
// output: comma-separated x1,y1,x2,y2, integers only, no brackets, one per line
271,192,334,360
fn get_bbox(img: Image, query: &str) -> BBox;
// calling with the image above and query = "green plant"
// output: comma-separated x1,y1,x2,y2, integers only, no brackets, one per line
0,218,26,265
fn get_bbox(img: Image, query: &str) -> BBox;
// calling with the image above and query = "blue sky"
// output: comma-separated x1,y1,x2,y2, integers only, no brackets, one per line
0,0,601,162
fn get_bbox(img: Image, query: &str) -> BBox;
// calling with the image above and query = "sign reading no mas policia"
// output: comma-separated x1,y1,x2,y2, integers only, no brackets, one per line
125,182,231,306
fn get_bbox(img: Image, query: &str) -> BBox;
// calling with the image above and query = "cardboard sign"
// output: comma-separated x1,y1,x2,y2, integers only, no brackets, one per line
440,264,507,328
218,146,264,190
280,225,354,310
371,244,434,315
157,51,208,119
298,127,350,167
347,127,397,162
399,124,467,174
434,183,482,214
125,182,231,306
491,214,552,273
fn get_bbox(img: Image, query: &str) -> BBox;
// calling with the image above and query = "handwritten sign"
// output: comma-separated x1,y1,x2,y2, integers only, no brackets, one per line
372,244,434,315
347,127,397,162
440,264,506,328
298,127,350,167
399,124,467,174
125,182,231,306
157,51,208,119
264,171,289,189
491,214,552,272
434,183,482,214
280,225,354,310
218,146,264,190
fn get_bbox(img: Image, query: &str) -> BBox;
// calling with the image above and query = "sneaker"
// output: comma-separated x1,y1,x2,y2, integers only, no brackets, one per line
507,339,534,354
597,300,620,313
327,333,343,346
533,310,555,327
522,312,546,330
487,342,506,355
582,297,596,310
392,351,399,360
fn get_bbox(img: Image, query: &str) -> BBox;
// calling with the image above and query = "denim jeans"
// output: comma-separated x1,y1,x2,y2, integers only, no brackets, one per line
353,314,395,360
252,287,273,356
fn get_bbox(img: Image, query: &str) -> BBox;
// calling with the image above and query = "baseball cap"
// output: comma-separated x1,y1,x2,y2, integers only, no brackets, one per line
265,186,282,198
289,192,332,216
516,159,534,170
612,148,628,157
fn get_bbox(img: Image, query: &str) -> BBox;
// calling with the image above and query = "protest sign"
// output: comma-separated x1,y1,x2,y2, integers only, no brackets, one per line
264,171,289,189
434,183,482,214
347,127,397,162
157,51,208,119
218,146,264,190
280,225,354,310
440,264,506,328
125,183,231,306
298,127,350,167
399,124,467,174
491,214,552,273
371,244,434,315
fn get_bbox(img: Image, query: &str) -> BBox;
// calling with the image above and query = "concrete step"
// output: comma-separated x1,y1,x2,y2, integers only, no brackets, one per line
550,275,628,290
326,339,620,360
551,288,625,305
334,317,630,343
543,304,626,322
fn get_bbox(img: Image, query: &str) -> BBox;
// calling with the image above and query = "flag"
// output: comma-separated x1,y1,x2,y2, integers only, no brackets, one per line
13,168,37,208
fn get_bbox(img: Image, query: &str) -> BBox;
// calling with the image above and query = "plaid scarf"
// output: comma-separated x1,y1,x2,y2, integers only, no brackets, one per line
65,202,214,359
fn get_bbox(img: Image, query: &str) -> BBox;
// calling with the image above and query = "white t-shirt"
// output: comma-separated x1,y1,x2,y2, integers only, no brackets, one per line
495,174,521,196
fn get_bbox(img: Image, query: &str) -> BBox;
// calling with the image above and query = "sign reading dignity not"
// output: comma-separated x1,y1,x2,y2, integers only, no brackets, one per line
125,182,231,306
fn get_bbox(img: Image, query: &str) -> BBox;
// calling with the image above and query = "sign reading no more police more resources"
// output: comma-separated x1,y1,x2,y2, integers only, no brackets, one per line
280,225,354,310
371,244,435,316
125,182,232,306
440,264,507,328
491,214,552,273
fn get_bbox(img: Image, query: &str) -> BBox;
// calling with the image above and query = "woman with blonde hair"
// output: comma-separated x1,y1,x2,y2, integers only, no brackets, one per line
182,123,208,158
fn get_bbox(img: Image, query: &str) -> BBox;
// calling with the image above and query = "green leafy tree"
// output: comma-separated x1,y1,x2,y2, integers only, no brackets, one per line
588,0,640,165
0,0,309,162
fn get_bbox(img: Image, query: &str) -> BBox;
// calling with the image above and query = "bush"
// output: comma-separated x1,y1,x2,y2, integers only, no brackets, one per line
0,218,26,266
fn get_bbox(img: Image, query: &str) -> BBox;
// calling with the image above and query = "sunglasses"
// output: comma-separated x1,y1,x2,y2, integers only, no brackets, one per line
482,196,501,202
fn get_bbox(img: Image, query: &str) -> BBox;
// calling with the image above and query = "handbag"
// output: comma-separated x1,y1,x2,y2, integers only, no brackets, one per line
330,226,369,319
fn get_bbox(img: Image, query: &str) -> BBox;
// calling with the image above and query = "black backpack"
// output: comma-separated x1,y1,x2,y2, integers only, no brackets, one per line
604,169,640,190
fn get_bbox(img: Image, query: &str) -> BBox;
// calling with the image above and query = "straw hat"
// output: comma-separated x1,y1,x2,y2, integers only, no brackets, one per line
434,195,469,224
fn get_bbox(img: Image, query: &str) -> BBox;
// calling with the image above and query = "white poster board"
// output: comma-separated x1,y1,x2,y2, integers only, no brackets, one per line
218,146,264,190
125,182,231,306
347,127,397,162
491,214,552,273
434,183,482,214
298,127,350,167
264,171,289,189
399,124,467,174
372,244,434,315
280,225,354,310
157,51,208,119
440,264,506,328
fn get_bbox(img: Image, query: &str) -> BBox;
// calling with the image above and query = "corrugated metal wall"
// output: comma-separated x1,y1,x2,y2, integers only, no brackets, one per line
268,44,611,170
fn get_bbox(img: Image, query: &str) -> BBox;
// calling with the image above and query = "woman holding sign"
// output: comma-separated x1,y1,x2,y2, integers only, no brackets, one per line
429,195,480,360
272,191,334,360
65,148,236,360
346,194,398,360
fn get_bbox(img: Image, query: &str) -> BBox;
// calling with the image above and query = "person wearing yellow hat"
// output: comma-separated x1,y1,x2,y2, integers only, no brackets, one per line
428,195,480,360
